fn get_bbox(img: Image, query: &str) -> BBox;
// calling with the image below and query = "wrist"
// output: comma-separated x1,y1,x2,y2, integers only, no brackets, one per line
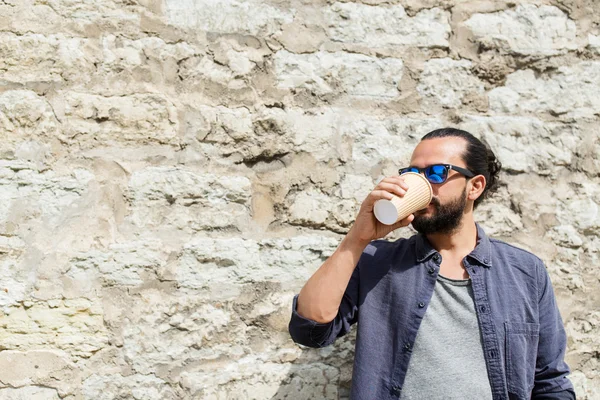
342,229,371,251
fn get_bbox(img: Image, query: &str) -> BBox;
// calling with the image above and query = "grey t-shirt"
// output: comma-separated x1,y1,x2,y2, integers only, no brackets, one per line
400,274,493,400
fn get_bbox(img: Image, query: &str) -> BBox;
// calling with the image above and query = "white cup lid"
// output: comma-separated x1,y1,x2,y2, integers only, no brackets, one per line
373,199,399,225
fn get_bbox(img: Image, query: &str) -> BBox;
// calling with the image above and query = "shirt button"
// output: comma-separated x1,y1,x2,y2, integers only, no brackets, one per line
428,267,435,275
391,385,401,396
418,302,425,308
479,305,486,313
433,254,441,263
403,343,411,352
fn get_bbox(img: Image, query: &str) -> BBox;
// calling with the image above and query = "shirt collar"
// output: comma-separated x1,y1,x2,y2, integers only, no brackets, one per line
415,222,493,267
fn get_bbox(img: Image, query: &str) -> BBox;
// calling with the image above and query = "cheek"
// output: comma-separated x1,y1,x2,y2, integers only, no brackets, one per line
431,185,442,197
431,186,449,201
432,183,463,202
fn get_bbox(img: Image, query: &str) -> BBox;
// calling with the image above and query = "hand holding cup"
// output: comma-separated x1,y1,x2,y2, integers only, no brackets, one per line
347,175,426,245
373,172,433,225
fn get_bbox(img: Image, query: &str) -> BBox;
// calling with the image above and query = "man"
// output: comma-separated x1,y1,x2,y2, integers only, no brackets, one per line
288,128,576,400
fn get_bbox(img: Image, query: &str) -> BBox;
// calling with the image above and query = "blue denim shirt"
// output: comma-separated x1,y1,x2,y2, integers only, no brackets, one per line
288,224,576,400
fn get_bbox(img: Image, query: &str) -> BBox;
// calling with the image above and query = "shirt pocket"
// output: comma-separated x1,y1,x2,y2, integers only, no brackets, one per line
504,321,540,399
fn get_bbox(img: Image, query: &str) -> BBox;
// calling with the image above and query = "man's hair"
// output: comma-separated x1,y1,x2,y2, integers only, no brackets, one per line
421,128,502,208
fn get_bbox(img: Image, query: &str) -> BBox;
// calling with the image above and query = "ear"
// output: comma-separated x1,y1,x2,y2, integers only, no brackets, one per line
468,175,486,202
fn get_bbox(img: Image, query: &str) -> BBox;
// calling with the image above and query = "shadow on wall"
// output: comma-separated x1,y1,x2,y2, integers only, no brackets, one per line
269,339,355,400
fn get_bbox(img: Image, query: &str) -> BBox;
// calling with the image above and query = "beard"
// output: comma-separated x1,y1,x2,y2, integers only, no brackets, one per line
412,188,467,235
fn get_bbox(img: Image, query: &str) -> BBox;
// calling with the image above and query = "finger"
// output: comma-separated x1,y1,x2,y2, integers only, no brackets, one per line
392,176,409,191
379,176,409,190
374,182,407,197
367,189,395,202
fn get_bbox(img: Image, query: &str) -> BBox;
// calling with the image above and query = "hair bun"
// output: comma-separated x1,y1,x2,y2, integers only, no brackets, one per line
485,145,502,195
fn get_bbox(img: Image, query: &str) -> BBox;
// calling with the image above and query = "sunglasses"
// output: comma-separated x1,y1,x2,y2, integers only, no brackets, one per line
399,164,475,184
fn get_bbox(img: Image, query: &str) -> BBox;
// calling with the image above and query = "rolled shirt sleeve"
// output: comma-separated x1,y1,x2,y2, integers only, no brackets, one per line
532,260,576,399
288,262,361,348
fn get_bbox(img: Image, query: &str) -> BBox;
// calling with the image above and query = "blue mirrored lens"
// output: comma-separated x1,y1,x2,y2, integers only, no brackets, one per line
426,165,447,183
401,167,420,175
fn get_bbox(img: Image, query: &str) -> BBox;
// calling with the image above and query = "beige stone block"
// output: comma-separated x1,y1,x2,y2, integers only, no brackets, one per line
0,90,59,139
0,299,109,358
180,360,340,399
124,167,252,232
464,4,578,56
0,33,97,84
289,188,332,226
58,92,179,147
0,3,63,35
164,0,293,35
117,289,239,375
67,239,167,287
459,115,578,174
274,50,403,99
83,373,177,400
417,58,485,110
324,2,450,48
0,386,60,400
0,350,79,397
489,62,600,118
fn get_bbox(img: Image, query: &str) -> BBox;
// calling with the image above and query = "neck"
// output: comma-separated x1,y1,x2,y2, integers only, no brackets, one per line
425,214,478,255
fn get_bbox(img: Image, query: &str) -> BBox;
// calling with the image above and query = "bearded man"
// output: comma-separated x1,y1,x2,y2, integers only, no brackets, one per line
288,128,576,400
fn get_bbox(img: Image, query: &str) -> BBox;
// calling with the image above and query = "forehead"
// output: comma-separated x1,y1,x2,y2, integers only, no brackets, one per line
409,137,468,167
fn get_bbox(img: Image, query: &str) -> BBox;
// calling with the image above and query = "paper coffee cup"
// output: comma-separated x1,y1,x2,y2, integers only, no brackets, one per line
373,172,433,225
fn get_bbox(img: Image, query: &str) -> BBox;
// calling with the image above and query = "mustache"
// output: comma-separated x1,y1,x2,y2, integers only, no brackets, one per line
416,197,440,214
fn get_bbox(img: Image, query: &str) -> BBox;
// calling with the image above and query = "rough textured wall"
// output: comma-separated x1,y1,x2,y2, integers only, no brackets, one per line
0,0,598,399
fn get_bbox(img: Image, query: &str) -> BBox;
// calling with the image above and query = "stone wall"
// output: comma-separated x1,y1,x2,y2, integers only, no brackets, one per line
0,0,598,398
